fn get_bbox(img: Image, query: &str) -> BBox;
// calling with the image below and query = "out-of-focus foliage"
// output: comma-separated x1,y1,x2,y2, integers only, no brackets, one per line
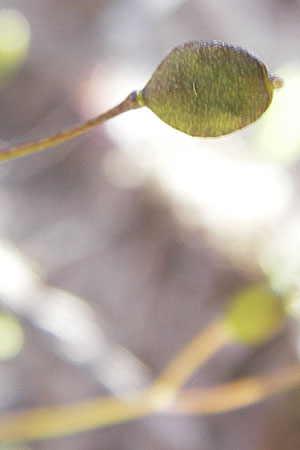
225,283,285,345
255,65,300,165
0,312,24,361
0,9,30,86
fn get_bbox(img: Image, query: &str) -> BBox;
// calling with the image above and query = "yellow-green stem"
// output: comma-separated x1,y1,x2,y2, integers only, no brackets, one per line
0,91,142,162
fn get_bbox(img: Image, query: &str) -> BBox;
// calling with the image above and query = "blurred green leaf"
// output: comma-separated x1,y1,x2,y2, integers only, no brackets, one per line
0,311,24,361
254,64,300,164
0,9,30,86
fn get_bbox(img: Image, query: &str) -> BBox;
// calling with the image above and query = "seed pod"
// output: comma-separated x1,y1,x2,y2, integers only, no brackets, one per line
139,41,283,137
0,41,284,162
225,283,285,345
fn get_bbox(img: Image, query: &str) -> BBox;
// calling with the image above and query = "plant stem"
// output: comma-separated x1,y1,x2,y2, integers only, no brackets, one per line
171,363,300,414
0,319,231,443
147,319,231,407
0,392,151,442
0,91,143,162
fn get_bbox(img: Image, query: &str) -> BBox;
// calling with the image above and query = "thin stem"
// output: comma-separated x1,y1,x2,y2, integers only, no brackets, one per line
0,319,231,443
0,91,142,162
170,363,300,415
0,318,298,443
0,392,151,443
147,318,232,407
1,363,300,443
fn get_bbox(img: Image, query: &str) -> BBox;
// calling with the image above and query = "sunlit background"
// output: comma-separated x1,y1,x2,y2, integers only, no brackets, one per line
1,0,300,449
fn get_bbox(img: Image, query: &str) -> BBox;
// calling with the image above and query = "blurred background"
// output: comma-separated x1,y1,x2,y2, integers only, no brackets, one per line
0,0,300,449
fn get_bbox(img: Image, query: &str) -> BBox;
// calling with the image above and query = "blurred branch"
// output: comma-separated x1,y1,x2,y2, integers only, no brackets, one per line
0,240,151,395
0,318,230,442
1,318,298,443
0,393,150,442
172,363,300,414
147,318,231,407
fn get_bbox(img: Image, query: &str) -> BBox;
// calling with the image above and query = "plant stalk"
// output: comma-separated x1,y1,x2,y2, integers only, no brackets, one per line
0,91,143,162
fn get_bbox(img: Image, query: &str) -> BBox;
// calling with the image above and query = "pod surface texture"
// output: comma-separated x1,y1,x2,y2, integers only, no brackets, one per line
142,41,275,137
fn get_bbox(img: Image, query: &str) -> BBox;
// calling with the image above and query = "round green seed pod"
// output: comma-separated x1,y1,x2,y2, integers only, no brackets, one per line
225,283,285,345
140,41,282,137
